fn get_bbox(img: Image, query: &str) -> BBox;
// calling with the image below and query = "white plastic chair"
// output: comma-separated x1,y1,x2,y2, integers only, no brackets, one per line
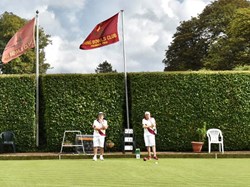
207,128,224,153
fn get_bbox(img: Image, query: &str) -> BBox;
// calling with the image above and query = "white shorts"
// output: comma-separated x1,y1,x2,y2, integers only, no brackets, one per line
144,134,156,147
93,135,105,148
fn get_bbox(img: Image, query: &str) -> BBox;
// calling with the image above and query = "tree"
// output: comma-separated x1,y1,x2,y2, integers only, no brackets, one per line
0,12,51,74
203,8,250,69
95,60,117,73
229,8,250,64
163,0,250,71
163,17,207,71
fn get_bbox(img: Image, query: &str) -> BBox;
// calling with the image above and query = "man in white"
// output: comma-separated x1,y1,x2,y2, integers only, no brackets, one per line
92,112,108,161
142,111,158,160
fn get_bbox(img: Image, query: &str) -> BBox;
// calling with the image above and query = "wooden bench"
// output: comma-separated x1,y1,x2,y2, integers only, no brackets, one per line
77,137,93,141
75,135,93,154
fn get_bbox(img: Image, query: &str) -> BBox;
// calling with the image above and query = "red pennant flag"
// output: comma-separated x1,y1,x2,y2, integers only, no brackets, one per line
80,13,119,50
1,18,35,64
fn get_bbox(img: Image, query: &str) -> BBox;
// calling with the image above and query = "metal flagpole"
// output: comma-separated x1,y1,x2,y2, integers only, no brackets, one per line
35,10,39,146
121,10,130,129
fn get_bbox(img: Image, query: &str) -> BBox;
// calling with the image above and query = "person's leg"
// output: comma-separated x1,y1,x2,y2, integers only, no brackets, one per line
152,146,156,157
152,146,158,160
151,136,158,160
100,148,104,160
93,136,99,161
94,147,98,155
144,135,151,160
149,135,158,159
99,136,105,160
147,146,151,159
93,147,98,161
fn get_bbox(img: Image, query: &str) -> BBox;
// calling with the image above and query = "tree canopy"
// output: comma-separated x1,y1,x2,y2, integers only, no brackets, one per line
163,0,250,71
0,12,51,74
95,60,117,73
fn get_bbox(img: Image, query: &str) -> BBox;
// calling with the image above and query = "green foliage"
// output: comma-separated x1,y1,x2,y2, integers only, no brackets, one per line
229,8,250,39
1,72,250,152
130,72,250,151
40,74,125,151
0,75,36,151
0,12,51,74
163,0,250,71
233,65,250,71
95,60,117,73
164,17,206,71
203,8,250,69
196,123,207,142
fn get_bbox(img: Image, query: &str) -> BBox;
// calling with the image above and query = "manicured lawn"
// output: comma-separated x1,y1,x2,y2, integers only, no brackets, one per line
0,158,249,187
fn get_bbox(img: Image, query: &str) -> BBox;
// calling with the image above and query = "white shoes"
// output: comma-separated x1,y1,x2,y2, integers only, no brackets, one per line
100,155,104,161
93,155,104,161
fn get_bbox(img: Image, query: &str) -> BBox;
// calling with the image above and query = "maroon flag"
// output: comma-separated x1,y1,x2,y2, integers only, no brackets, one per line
80,13,119,50
1,18,35,64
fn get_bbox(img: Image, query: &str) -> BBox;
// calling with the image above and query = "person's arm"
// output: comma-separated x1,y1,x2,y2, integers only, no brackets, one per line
143,124,149,128
149,118,156,128
142,119,148,128
93,126,100,130
101,125,108,130
93,121,100,130
101,121,108,130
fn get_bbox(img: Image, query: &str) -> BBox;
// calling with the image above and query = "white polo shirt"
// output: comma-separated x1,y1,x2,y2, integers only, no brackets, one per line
93,119,108,136
142,117,156,135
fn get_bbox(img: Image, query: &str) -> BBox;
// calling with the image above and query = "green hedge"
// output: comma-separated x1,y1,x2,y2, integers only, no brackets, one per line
0,75,36,152
40,74,125,151
130,72,250,151
1,72,250,152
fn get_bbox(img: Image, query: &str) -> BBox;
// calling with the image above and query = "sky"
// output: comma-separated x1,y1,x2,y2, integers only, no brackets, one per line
0,0,212,74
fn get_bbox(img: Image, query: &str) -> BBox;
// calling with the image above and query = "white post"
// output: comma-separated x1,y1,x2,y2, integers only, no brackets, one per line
35,10,39,147
121,10,130,129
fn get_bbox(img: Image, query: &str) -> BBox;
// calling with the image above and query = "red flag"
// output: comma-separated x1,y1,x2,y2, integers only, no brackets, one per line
80,13,119,50
1,18,35,64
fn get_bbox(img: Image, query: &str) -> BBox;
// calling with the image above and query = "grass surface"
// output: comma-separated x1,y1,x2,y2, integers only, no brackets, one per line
0,158,249,187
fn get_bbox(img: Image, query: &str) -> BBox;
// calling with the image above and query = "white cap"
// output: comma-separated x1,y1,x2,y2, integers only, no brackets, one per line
98,112,104,115
145,111,150,115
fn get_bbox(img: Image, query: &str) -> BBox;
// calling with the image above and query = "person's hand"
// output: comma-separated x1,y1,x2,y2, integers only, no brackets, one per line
102,125,108,130
95,127,100,130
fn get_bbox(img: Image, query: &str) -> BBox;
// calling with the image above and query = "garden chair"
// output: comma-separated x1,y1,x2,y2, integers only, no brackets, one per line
207,128,224,153
0,131,16,153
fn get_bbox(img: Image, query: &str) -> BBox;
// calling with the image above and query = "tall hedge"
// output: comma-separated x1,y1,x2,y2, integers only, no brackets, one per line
130,72,250,151
1,72,249,153
40,74,125,151
0,75,36,151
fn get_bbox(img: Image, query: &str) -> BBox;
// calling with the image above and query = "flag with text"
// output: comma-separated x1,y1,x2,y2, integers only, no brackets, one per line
80,13,119,50
1,18,35,64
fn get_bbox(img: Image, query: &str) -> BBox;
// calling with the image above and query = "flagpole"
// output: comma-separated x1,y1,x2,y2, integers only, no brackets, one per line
35,10,39,147
121,10,130,129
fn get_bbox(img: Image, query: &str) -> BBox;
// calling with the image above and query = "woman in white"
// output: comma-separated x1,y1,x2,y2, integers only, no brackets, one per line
92,112,108,161
142,111,158,160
